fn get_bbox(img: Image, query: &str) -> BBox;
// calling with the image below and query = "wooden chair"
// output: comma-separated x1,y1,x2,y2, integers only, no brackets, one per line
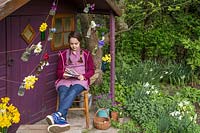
56,90,90,128
56,69,101,128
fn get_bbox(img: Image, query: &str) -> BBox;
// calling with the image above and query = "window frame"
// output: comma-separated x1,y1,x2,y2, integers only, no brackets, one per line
51,13,75,51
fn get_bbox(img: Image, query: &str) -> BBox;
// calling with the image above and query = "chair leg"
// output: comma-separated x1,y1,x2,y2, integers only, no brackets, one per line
84,91,89,128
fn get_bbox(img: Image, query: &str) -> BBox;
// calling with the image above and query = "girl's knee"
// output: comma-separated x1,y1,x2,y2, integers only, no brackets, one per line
58,85,68,93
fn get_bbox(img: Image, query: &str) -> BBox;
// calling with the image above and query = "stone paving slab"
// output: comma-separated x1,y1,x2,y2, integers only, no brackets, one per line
17,109,119,133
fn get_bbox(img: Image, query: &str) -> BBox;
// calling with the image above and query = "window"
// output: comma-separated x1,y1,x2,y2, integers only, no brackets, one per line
51,14,75,51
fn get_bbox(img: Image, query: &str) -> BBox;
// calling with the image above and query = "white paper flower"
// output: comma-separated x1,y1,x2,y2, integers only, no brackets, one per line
34,42,42,55
91,21,96,29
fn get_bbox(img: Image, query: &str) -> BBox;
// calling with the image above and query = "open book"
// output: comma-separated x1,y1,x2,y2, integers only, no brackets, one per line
64,68,79,78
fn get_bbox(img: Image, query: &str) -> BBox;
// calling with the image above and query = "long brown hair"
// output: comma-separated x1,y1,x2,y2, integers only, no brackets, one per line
68,31,83,63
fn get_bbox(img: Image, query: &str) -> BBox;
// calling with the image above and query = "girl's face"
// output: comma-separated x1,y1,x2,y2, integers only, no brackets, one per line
69,37,80,51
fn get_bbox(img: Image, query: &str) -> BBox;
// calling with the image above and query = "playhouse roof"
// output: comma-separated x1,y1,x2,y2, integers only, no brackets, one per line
0,0,121,21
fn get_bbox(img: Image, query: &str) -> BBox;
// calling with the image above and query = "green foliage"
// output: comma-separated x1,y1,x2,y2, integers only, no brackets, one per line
95,93,112,109
116,60,193,86
111,120,141,133
161,62,193,86
176,86,200,103
125,83,167,124
116,61,163,85
90,71,110,95
116,0,200,74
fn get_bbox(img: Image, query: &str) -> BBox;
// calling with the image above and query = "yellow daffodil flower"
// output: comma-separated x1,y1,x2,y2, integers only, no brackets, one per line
23,75,38,90
0,97,20,128
39,23,48,32
102,54,111,63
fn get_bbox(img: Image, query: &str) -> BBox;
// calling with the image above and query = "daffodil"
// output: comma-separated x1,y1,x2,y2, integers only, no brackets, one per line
23,75,38,90
0,97,20,129
1,97,10,104
39,23,48,32
102,54,111,63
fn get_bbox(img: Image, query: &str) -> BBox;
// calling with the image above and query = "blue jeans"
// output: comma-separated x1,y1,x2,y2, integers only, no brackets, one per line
57,84,85,119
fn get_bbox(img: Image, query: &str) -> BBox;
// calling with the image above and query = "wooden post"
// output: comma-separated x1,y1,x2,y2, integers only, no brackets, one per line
109,12,115,104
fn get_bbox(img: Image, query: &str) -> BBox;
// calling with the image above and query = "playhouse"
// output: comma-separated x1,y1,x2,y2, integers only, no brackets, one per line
0,0,121,132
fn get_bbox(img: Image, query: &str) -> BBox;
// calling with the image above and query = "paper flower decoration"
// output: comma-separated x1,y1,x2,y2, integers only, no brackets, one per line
98,33,105,48
102,54,111,63
86,20,97,38
83,3,95,13
39,23,48,32
34,42,42,55
90,3,95,11
43,53,49,61
98,40,105,48
23,75,38,90
49,2,57,16
34,53,49,76
91,21,96,29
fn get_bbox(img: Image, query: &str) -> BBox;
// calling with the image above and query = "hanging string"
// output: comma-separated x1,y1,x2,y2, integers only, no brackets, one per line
0,48,26,54
0,77,21,84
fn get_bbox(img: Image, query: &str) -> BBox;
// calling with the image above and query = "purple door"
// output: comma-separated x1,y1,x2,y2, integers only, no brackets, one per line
0,19,6,97
6,15,52,132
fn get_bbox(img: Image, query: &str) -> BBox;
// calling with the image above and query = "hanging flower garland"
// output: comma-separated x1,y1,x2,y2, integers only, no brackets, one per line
18,0,58,96
83,3,107,55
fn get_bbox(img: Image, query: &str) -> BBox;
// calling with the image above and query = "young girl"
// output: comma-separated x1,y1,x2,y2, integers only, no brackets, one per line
46,31,95,133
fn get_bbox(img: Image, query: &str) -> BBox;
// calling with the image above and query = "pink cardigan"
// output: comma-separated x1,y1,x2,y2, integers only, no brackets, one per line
55,49,95,87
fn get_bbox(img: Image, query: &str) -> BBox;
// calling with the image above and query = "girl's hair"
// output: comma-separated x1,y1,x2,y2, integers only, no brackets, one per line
68,31,83,63
68,31,82,43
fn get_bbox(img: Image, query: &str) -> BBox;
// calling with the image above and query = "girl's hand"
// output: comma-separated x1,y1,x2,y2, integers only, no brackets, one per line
63,73,70,79
78,75,85,80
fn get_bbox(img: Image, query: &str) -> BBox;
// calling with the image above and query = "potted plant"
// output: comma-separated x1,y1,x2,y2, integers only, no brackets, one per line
110,105,119,121
95,93,112,118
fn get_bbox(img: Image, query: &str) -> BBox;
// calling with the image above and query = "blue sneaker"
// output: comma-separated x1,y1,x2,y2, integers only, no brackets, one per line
47,122,70,133
46,112,66,125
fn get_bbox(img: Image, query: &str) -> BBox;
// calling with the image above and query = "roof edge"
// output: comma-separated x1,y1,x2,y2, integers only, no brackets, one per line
105,0,122,16
0,0,30,21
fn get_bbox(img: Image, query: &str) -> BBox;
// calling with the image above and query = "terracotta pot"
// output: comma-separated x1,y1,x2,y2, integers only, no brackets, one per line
111,111,118,121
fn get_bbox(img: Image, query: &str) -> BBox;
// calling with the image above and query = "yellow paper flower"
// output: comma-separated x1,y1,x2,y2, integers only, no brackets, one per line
23,75,38,90
39,22,48,32
0,97,20,128
102,54,111,63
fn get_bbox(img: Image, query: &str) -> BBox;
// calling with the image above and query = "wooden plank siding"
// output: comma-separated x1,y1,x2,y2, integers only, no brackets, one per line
3,1,59,132
0,19,6,98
